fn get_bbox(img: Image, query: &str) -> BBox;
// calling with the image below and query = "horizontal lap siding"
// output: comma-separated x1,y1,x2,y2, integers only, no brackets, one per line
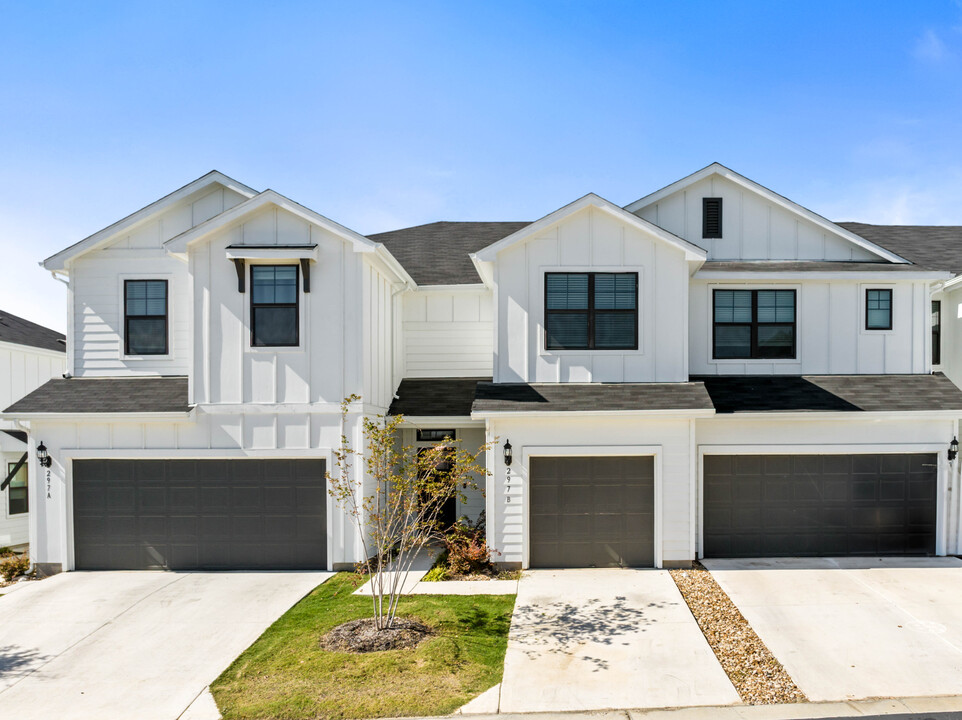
403,291,493,377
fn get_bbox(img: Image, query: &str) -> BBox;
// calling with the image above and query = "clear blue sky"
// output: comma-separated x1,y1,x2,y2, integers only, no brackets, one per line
2,1,961,332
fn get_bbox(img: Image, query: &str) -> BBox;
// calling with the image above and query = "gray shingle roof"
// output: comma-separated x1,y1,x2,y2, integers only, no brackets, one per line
389,377,492,416
4,377,190,414
369,222,529,285
837,222,962,274
472,381,714,414
0,311,65,353
696,374,962,413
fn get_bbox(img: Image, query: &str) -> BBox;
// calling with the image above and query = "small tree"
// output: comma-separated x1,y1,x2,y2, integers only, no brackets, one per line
328,395,490,630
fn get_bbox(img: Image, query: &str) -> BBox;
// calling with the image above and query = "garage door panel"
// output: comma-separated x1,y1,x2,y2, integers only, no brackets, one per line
73,459,326,570
704,454,936,558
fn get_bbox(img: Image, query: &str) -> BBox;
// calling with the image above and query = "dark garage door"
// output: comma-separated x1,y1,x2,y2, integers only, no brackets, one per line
529,456,654,568
703,454,937,558
73,459,327,570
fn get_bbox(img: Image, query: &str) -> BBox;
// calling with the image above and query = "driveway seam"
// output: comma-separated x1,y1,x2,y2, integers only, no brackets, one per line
0,572,189,695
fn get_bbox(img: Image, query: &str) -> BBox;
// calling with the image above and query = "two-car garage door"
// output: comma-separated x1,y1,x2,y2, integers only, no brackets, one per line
72,459,327,570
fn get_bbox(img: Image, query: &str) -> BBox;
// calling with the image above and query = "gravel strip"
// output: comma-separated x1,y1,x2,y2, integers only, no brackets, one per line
670,562,806,705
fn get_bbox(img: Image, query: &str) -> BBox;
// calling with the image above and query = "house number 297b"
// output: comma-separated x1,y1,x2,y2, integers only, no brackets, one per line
505,468,511,502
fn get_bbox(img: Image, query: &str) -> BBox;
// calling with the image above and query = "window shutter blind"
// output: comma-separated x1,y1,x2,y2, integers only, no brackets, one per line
703,197,723,238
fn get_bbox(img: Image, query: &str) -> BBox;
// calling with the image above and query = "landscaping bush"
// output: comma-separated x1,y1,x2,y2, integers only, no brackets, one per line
443,515,493,576
0,553,30,582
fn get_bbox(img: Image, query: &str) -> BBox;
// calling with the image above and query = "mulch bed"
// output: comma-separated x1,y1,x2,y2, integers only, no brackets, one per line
669,562,806,705
320,617,434,653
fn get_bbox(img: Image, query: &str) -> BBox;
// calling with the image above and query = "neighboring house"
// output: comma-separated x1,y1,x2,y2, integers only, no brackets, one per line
6,164,962,574
0,311,66,549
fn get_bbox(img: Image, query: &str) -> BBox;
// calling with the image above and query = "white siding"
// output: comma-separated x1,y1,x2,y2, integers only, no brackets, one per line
689,279,930,375
494,206,689,383
0,342,65,418
634,175,880,262
401,289,493,378
363,259,400,410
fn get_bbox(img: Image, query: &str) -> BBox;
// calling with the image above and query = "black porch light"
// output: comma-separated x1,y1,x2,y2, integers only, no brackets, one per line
37,441,52,468
950,437,959,462
503,439,513,467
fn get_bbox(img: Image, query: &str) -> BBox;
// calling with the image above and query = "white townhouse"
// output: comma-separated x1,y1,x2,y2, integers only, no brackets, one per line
7,164,962,574
0,311,66,549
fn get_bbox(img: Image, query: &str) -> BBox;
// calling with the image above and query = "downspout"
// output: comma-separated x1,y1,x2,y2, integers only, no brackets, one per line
954,417,961,556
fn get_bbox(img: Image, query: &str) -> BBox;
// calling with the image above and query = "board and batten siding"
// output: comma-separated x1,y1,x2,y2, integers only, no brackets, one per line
690,279,931,375
363,258,401,411
0,341,65,420
633,174,879,261
495,206,689,383
69,185,247,377
401,288,493,378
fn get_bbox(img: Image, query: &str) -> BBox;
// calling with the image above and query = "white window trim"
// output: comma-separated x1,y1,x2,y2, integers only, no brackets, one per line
706,282,803,365
118,272,175,361
860,283,896,336
4,459,27,518
244,260,307,355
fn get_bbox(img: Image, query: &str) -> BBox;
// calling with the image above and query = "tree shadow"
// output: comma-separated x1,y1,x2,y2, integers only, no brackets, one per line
510,596,671,671
0,645,49,676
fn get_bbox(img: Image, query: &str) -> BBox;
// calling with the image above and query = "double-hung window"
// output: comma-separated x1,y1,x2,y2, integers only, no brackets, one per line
713,289,796,359
7,463,27,516
124,280,168,355
866,289,892,330
545,272,638,350
251,265,299,347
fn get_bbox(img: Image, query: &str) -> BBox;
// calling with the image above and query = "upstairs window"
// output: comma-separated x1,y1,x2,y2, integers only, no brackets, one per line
713,289,796,359
7,463,27,516
251,265,299,346
124,280,168,355
545,272,638,350
933,300,942,366
703,197,723,238
866,289,893,330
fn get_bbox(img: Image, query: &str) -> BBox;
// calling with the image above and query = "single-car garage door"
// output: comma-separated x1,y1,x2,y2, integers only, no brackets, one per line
72,459,326,570
529,456,654,568
703,454,937,558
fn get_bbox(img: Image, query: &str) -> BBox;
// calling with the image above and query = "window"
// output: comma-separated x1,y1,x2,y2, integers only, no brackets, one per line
124,280,168,355
417,429,456,442
545,272,638,350
251,265,299,347
866,289,893,330
713,289,796,359
7,463,26,516
933,300,942,366
703,197,723,238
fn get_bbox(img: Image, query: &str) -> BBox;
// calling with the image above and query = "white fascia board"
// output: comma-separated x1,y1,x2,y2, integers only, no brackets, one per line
473,193,707,263
397,416,486,427
225,246,318,261
164,190,378,255
43,171,258,272
471,408,716,419
371,245,417,288
939,273,962,292
0,411,194,422
409,283,488,293
625,163,910,265
695,270,952,281
0,339,66,359
711,410,962,420
469,255,495,287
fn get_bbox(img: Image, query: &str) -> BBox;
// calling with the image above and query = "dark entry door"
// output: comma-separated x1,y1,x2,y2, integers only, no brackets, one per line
529,455,655,568
72,458,327,570
703,454,938,557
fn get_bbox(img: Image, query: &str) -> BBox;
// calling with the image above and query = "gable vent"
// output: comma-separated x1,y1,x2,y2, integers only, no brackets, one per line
703,197,723,239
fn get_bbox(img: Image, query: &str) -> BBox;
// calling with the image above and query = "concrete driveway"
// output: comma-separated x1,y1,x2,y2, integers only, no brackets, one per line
0,570,332,720
704,557,962,702
499,569,740,712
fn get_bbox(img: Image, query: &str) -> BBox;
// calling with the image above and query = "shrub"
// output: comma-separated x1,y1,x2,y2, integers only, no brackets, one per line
443,515,493,576
0,554,30,582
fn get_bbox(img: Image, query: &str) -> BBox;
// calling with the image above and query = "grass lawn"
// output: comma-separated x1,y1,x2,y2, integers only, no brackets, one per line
211,573,516,720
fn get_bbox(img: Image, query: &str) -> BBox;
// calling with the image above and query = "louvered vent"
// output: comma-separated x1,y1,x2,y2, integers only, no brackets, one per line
703,197,723,238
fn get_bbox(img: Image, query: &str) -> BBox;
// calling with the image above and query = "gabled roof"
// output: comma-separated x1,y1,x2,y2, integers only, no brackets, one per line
0,310,65,353
625,163,910,265
370,222,530,285
43,171,258,272
471,193,707,264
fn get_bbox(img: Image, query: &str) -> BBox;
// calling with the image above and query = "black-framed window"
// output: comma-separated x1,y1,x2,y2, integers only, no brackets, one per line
7,463,26,516
124,279,168,355
417,429,456,442
713,289,796,359
933,300,942,365
545,272,638,350
866,289,892,330
251,265,299,347
703,197,723,238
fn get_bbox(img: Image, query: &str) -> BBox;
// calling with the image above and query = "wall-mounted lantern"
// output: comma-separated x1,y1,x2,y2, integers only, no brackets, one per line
950,437,959,462
37,441,52,468
503,439,513,467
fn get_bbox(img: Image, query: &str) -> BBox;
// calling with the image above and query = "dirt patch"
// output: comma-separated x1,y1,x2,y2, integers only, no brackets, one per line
670,562,806,705
320,616,434,653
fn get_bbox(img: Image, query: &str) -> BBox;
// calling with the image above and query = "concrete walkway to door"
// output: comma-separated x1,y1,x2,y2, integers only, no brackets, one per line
0,570,332,720
499,569,740,713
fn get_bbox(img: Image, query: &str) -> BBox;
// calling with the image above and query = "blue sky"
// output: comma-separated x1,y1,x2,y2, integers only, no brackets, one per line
2,1,962,332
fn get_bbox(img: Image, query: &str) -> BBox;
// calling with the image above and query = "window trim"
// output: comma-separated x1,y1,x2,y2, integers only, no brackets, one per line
543,271,639,351
711,288,798,360
865,288,893,331
250,264,300,348
6,462,27,517
123,279,169,356
932,299,942,366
